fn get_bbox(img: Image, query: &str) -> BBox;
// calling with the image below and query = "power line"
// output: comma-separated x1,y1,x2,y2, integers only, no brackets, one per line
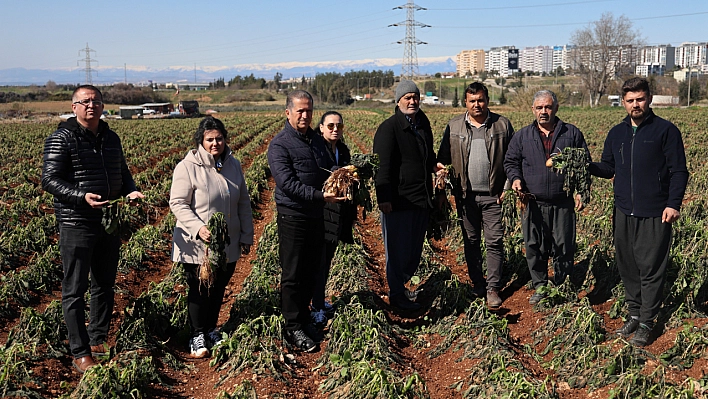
390,0,430,79
426,0,614,11
77,43,98,85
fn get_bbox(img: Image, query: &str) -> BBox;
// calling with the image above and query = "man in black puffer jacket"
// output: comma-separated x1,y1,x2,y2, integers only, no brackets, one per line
267,90,343,353
42,85,143,373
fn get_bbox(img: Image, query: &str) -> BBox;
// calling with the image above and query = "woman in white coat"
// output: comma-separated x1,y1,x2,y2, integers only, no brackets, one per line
169,116,254,358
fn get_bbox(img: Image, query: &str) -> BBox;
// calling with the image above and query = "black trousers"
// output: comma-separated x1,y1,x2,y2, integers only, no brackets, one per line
312,240,337,310
457,193,505,291
381,208,429,298
277,213,324,331
59,221,120,358
521,198,576,289
614,210,671,326
183,261,237,336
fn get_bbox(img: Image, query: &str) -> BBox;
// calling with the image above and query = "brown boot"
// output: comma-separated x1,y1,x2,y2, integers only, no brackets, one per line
90,343,109,357
486,290,502,310
72,355,97,373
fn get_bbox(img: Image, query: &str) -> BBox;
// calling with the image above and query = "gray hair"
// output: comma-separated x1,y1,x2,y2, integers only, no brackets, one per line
533,90,558,108
286,90,313,110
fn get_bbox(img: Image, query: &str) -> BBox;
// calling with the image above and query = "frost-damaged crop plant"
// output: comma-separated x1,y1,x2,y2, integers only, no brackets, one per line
660,322,708,370
427,299,513,360
532,299,607,388
316,296,428,398
200,211,230,289
65,351,159,399
452,352,557,398
546,146,591,204
210,314,292,387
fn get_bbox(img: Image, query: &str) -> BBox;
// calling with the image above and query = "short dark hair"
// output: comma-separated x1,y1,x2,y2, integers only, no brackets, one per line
72,85,103,101
464,82,489,100
319,110,343,126
286,90,313,110
621,77,651,98
194,116,228,149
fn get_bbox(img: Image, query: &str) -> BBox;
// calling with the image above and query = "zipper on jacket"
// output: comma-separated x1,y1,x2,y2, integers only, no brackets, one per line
630,127,636,215
98,133,110,199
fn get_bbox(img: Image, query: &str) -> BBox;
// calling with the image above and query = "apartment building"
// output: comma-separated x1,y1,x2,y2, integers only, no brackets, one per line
485,46,517,77
456,50,486,77
520,46,553,74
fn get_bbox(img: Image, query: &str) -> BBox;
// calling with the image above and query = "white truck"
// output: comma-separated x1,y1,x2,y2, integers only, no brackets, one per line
421,95,440,105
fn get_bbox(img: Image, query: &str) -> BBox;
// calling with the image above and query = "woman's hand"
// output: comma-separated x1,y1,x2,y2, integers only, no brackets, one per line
241,244,251,255
198,225,211,242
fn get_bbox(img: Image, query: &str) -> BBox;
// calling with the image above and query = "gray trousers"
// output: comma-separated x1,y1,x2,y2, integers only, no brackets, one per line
457,193,504,290
614,210,671,327
521,198,576,289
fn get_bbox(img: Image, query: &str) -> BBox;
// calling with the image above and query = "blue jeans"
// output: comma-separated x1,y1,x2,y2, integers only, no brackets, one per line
59,221,120,358
381,208,429,298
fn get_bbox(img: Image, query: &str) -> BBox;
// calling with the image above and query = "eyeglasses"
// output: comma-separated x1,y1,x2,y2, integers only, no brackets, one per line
325,123,344,131
73,99,103,107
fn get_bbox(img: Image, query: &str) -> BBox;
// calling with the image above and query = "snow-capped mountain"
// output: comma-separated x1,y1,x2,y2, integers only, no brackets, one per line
0,57,456,85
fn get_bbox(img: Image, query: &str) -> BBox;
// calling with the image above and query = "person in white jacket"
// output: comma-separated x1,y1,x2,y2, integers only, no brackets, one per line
169,116,254,358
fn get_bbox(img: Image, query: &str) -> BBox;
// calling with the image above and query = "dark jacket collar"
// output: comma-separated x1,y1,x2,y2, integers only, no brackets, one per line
58,117,109,137
622,109,656,129
284,119,316,143
394,106,428,132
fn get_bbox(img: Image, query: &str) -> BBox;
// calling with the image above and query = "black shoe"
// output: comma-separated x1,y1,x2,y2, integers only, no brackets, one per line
303,323,324,344
284,329,316,352
529,291,547,305
615,318,640,338
390,293,422,311
472,285,486,299
630,324,653,347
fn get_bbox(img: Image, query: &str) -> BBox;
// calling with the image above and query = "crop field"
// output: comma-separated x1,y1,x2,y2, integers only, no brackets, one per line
0,106,707,398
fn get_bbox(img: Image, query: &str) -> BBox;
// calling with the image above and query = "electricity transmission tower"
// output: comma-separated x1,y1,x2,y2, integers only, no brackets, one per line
389,0,429,80
78,43,98,84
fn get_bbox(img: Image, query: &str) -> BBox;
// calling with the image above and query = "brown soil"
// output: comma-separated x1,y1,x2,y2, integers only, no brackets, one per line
5,128,705,399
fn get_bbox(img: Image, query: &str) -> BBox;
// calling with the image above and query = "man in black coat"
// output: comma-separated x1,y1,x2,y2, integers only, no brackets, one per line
267,90,343,352
589,77,688,347
42,85,143,373
373,80,437,311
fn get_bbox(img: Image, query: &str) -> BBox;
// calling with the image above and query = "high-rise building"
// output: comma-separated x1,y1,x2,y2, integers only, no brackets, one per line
485,46,517,77
635,44,675,77
552,45,576,71
456,50,486,77
520,46,553,74
675,42,708,68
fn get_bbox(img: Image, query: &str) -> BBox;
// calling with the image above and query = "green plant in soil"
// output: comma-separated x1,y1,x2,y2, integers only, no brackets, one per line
5,300,67,357
216,379,258,399
451,352,557,398
65,351,159,399
210,314,292,386
427,300,512,360
659,323,708,370
316,296,427,398
532,299,607,388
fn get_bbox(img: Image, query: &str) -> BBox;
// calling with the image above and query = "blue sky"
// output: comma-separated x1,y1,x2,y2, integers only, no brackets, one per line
1,0,706,71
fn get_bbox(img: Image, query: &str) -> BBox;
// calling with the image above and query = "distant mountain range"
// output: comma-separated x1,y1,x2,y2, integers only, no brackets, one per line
0,57,457,86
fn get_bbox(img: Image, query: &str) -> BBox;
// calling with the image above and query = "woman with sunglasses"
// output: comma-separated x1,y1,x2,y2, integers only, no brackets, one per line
312,111,356,326
169,116,254,358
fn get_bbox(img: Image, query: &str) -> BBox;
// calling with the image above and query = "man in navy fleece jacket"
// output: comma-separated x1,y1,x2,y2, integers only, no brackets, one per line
589,77,689,347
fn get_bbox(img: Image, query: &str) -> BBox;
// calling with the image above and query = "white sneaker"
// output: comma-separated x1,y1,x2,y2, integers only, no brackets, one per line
190,333,209,358
207,328,224,349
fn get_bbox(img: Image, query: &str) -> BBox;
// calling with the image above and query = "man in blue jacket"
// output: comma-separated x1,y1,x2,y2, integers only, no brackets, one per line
590,77,688,347
267,90,343,353
504,90,590,305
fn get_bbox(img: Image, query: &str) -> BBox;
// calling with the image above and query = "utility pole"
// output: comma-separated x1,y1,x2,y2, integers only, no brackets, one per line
390,0,430,80
687,56,692,107
124,63,127,84
194,63,197,83
77,43,97,85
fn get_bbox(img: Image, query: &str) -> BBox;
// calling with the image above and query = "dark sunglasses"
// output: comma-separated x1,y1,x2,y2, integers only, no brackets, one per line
325,123,344,131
